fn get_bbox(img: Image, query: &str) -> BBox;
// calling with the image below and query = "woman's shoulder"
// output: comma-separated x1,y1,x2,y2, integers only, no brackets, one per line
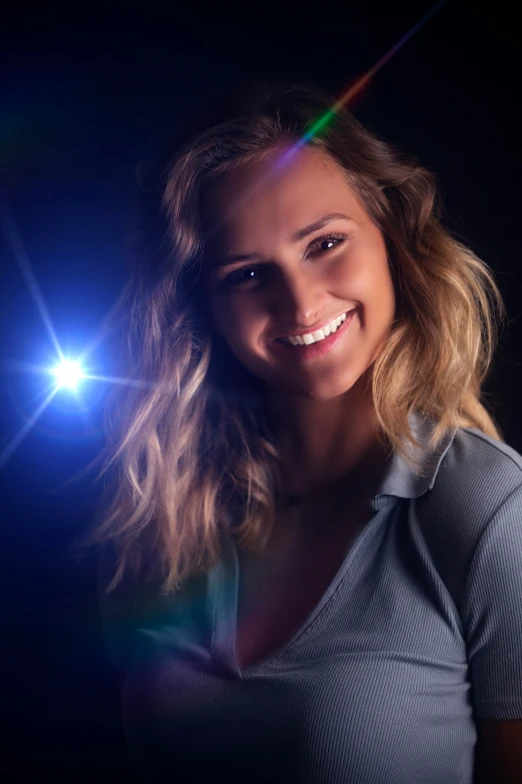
438,424,522,505
412,425,522,585
402,424,522,613
381,413,522,515
459,423,522,468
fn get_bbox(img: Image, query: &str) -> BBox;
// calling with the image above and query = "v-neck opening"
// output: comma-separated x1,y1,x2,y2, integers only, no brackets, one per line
211,504,389,679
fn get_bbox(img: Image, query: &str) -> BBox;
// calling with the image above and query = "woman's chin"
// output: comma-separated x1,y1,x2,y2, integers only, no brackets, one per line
265,373,361,401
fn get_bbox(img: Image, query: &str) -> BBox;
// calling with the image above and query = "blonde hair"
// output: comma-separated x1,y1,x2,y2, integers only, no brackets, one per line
73,82,508,597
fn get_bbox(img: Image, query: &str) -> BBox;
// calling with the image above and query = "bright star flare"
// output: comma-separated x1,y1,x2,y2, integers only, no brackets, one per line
52,359,85,390
0,199,154,472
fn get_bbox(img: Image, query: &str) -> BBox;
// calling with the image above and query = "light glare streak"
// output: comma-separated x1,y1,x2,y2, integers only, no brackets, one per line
83,374,154,389
0,387,59,470
280,0,449,165
0,197,64,363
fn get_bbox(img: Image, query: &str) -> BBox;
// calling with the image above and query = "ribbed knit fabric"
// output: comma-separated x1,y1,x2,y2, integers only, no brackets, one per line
98,411,522,783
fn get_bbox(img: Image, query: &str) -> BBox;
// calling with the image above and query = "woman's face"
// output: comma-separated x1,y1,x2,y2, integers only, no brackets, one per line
201,144,397,400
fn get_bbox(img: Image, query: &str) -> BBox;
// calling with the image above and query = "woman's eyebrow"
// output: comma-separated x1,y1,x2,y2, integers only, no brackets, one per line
215,213,353,268
290,212,353,242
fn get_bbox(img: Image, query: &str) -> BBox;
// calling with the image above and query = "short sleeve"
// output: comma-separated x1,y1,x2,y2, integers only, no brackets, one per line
96,542,144,672
462,483,522,719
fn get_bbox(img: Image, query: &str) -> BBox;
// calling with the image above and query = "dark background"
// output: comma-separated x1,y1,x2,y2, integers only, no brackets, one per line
1,1,521,780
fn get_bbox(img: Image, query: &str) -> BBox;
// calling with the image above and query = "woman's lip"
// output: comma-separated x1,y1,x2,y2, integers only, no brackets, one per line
274,309,355,342
269,308,356,361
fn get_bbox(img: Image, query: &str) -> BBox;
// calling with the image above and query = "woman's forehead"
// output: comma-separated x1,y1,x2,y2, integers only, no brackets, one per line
204,145,344,202
201,146,362,242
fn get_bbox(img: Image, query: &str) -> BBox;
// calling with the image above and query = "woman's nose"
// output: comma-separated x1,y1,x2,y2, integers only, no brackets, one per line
271,270,325,327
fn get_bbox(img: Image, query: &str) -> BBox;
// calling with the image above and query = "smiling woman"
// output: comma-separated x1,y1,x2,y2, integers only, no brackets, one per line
200,143,396,402
74,82,522,783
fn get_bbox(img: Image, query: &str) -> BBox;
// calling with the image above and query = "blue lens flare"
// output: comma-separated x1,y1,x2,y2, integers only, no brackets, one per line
52,359,85,391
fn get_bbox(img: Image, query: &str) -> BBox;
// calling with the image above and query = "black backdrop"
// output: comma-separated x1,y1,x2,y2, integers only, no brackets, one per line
1,1,521,780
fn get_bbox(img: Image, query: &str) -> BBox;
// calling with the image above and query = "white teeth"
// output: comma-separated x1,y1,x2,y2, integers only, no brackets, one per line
280,310,352,346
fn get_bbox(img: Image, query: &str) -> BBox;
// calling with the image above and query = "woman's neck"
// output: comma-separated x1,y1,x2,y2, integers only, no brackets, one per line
266,376,387,499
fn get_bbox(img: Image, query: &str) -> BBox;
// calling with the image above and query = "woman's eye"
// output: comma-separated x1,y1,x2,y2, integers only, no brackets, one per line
220,265,264,289
308,234,346,256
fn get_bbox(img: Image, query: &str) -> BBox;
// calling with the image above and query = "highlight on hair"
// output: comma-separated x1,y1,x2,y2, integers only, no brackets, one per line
72,81,508,598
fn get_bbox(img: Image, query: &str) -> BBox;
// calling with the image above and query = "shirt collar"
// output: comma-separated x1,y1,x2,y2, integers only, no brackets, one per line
371,410,458,509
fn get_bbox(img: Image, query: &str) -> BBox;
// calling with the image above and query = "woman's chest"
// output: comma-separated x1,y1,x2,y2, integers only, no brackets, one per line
124,513,475,784
234,504,371,670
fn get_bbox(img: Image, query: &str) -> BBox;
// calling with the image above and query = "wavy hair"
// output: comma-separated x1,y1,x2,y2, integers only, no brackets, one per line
74,81,508,597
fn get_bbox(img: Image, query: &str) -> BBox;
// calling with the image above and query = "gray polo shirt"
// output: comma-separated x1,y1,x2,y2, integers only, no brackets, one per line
98,411,522,783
